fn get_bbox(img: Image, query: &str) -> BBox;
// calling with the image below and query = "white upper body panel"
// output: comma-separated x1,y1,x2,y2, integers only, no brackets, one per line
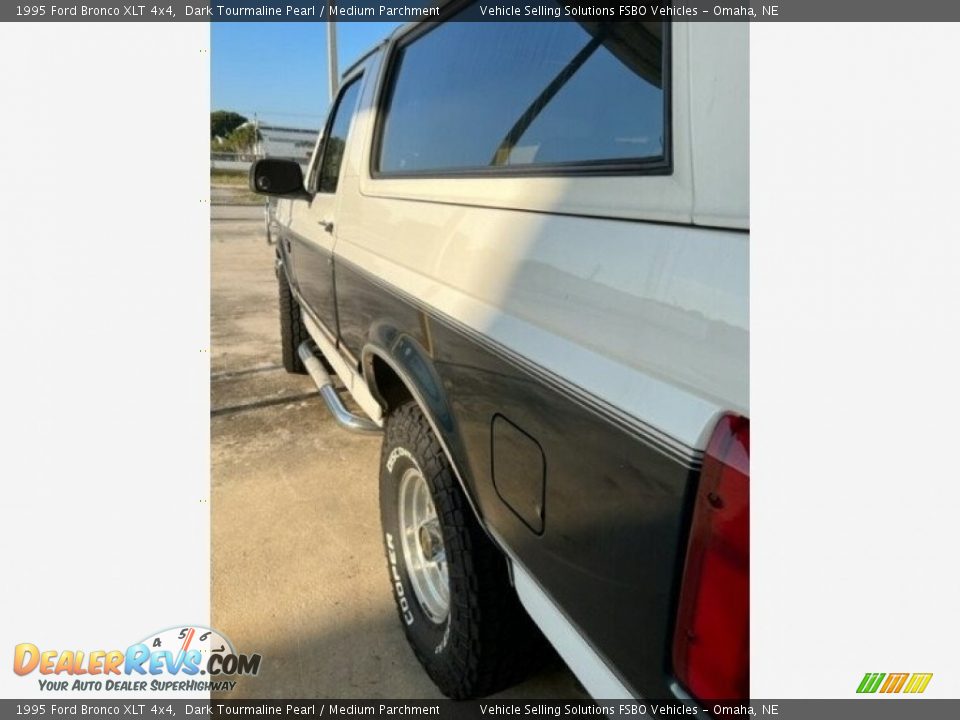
284,21,749,453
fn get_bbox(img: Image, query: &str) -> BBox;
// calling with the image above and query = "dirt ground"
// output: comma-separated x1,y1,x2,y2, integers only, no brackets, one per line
210,204,584,699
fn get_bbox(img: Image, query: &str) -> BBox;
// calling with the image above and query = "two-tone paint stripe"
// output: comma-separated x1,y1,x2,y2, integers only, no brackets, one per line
334,252,707,470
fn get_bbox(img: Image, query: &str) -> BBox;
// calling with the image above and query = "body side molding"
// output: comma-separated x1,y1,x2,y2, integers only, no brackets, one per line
492,529,637,701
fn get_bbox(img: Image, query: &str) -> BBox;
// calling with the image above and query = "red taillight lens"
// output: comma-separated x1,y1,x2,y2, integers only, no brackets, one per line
673,414,749,701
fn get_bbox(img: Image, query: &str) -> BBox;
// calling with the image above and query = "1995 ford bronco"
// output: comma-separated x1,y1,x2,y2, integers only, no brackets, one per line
251,7,748,704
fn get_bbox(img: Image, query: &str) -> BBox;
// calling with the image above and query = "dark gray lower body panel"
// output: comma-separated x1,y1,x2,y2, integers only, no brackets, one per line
334,259,698,699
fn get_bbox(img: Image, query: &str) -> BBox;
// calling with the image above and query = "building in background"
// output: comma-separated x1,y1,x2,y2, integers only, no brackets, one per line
255,124,319,163
212,122,319,172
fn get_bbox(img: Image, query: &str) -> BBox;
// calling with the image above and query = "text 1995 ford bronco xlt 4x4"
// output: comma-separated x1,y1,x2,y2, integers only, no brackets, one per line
251,8,748,704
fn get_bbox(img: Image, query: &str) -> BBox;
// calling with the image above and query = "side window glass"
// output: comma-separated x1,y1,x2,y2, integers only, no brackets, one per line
317,77,363,194
377,17,666,174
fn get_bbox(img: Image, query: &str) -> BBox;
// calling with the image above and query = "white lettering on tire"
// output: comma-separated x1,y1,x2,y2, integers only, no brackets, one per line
434,622,450,655
386,446,417,473
385,532,415,626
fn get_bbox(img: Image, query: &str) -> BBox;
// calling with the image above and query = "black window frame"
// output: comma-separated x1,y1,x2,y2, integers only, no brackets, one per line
310,72,365,195
370,8,673,180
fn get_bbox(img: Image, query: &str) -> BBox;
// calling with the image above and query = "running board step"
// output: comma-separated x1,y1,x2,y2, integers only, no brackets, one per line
297,341,382,435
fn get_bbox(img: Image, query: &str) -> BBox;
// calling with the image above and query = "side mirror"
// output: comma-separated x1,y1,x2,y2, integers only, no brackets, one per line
249,159,309,199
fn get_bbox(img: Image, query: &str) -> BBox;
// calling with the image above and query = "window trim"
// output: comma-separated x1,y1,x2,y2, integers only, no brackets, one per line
309,72,365,195
369,9,673,180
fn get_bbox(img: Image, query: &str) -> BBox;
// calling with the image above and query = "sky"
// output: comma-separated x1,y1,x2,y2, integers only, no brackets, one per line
211,22,402,129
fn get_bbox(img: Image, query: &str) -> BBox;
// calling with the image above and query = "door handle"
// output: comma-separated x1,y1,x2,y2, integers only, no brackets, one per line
318,219,334,234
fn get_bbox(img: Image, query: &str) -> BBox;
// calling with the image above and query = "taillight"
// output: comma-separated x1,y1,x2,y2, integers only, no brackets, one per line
673,414,749,700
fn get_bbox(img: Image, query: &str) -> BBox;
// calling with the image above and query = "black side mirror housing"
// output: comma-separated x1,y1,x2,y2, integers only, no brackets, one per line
249,159,310,199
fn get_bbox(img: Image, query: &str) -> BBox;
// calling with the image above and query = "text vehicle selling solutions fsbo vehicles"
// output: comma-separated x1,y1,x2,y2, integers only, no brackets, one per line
251,6,748,704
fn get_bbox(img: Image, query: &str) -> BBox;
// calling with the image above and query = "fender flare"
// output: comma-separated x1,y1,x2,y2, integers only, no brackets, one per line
360,322,487,531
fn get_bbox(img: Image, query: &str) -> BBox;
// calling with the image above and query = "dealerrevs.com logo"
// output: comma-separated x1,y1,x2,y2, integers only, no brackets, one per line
857,672,933,694
13,626,261,693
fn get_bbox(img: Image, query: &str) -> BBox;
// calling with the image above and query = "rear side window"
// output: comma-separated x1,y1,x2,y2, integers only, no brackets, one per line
317,76,363,193
376,17,667,175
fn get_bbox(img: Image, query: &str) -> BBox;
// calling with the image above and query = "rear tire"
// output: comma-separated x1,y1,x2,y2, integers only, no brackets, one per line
379,401,549,698
278,268,307,375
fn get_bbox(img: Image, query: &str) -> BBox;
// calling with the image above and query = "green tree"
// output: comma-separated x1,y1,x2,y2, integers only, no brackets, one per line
211,110,247,139
225,124,260,155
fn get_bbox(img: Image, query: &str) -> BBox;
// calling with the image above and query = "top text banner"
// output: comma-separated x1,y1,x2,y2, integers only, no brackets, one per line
7,0,960,22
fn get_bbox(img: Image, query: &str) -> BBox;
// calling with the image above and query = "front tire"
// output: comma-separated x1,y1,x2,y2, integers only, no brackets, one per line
379,401,548,698
277,267,307,375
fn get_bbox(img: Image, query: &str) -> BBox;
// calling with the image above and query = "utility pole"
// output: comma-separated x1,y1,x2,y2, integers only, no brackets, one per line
326,2,339,102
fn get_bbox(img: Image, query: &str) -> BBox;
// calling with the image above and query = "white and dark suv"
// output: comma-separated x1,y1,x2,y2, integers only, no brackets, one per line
252,8,748,703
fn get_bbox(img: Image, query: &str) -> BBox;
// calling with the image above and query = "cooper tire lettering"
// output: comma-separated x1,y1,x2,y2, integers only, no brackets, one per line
385,532,415,626
379,400,550,698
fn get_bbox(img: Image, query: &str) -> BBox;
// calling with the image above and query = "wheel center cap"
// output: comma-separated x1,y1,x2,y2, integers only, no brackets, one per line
419,525,438,561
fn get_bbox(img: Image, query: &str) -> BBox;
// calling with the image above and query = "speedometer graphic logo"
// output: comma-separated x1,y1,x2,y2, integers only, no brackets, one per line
137,625,260,677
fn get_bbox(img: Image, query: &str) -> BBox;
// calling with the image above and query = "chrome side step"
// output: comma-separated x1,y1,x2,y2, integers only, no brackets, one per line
297,341,382,435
